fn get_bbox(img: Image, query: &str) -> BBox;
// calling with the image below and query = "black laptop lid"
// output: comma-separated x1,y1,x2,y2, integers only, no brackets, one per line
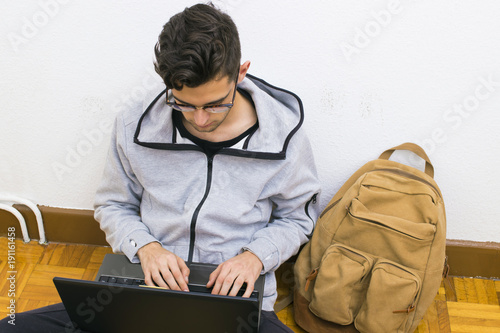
54,277,260,333
53,254,264,333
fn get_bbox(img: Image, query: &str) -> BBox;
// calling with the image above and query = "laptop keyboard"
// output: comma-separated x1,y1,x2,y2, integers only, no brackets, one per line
98,275,257,298
99,275,145,285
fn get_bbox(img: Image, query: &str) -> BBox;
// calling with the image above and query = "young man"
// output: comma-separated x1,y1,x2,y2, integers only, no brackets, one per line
0,3,320,332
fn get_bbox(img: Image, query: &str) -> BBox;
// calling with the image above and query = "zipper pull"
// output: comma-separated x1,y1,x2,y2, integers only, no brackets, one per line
304,267,319,292
393,304,416,314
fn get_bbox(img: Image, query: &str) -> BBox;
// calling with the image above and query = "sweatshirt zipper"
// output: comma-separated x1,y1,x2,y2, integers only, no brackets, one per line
305,193,318,221
187,155,214,264
305,193,318,238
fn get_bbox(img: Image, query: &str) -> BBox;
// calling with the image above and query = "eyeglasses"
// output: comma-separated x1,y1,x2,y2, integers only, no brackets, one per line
166,78,238,114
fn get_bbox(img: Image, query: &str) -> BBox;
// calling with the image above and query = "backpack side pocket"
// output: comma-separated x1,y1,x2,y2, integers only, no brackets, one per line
354,259,421,333
309,244,373,325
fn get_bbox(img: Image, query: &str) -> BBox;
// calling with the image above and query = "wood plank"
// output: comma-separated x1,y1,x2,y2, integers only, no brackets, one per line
436,299,451,332
49,244,74,266
0,261,35,300
484,279,499,305
449,313,500,333
449,325,500,333
495,280,500,305
0,258,7,294
0,239,45,264
38,242,58,265
23,264,84,288
18,264,85,303
473,278,490,305
76,245,97,269
0,237,6,254
443,276,457,302
86,246,114,270
18,285,63,303
7,262,36,302
15,297,30,313
65,244,86,267
464,278,479,304
447,301,500,317
17,298,55,313
436,284,447,302
454,277,467,303
0,296,14,322
82,268,98,281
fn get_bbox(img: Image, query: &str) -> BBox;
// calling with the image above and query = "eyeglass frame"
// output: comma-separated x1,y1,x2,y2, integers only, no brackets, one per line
165,75,239,114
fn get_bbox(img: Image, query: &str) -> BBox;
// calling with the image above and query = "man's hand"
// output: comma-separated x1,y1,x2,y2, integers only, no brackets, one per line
206,250,263,298
137,242,190,291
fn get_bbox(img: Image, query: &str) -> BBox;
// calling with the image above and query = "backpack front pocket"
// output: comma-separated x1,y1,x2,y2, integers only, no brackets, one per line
354,259,421,333
309,244,373,325
336,198,436,269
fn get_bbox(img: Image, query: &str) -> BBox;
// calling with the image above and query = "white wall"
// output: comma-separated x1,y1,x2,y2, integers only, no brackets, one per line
1,0,499,243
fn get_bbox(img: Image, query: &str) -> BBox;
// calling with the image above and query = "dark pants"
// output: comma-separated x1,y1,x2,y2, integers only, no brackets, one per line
0,303,293,333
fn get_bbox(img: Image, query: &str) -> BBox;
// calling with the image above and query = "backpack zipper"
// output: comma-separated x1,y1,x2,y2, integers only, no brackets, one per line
373,168,441,198
378,262,420,315
347,210,434,241
318,168,440,220
319,198,341,219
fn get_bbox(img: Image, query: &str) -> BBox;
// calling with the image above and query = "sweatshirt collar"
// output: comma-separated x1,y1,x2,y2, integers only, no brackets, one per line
134,74,304,160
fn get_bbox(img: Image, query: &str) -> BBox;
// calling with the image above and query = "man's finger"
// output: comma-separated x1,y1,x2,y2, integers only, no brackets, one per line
151,271,169,288
159,265,185,291
210,264,234,295
207,265,221,289
241,280,255,298
177,257,191,285
218,272,237,296
228,275,245,297
167,264,189,291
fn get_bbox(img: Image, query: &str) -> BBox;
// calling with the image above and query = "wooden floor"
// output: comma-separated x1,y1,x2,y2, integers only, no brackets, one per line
1,239,499,332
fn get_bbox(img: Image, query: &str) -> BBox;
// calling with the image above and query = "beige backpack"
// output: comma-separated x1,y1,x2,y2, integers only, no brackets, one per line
294,143,447,333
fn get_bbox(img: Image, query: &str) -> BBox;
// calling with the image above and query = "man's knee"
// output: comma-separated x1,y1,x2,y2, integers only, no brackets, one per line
0,314,25,332
0,303,72,333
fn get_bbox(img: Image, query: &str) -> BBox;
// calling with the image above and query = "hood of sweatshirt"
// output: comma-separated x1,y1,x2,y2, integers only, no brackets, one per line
133,74,304,160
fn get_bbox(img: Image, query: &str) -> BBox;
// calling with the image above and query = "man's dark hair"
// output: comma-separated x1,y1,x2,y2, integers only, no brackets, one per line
154,3,241,90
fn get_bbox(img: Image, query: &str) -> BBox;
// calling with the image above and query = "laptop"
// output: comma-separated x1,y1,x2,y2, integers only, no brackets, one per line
53,253,264,333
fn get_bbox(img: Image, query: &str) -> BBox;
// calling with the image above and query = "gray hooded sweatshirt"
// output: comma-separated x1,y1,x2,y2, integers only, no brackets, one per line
94,74,321,311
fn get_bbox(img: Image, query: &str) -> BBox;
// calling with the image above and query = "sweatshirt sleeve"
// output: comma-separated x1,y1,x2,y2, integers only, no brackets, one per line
94,114,158,263
242,130,321,273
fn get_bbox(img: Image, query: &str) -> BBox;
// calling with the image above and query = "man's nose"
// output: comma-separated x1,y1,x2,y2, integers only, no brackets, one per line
193,108,210,126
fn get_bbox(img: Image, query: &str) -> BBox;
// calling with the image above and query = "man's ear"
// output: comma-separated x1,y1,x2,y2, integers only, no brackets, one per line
237,61,251,83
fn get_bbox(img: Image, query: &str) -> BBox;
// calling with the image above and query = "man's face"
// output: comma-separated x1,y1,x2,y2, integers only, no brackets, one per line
171,77,236,134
